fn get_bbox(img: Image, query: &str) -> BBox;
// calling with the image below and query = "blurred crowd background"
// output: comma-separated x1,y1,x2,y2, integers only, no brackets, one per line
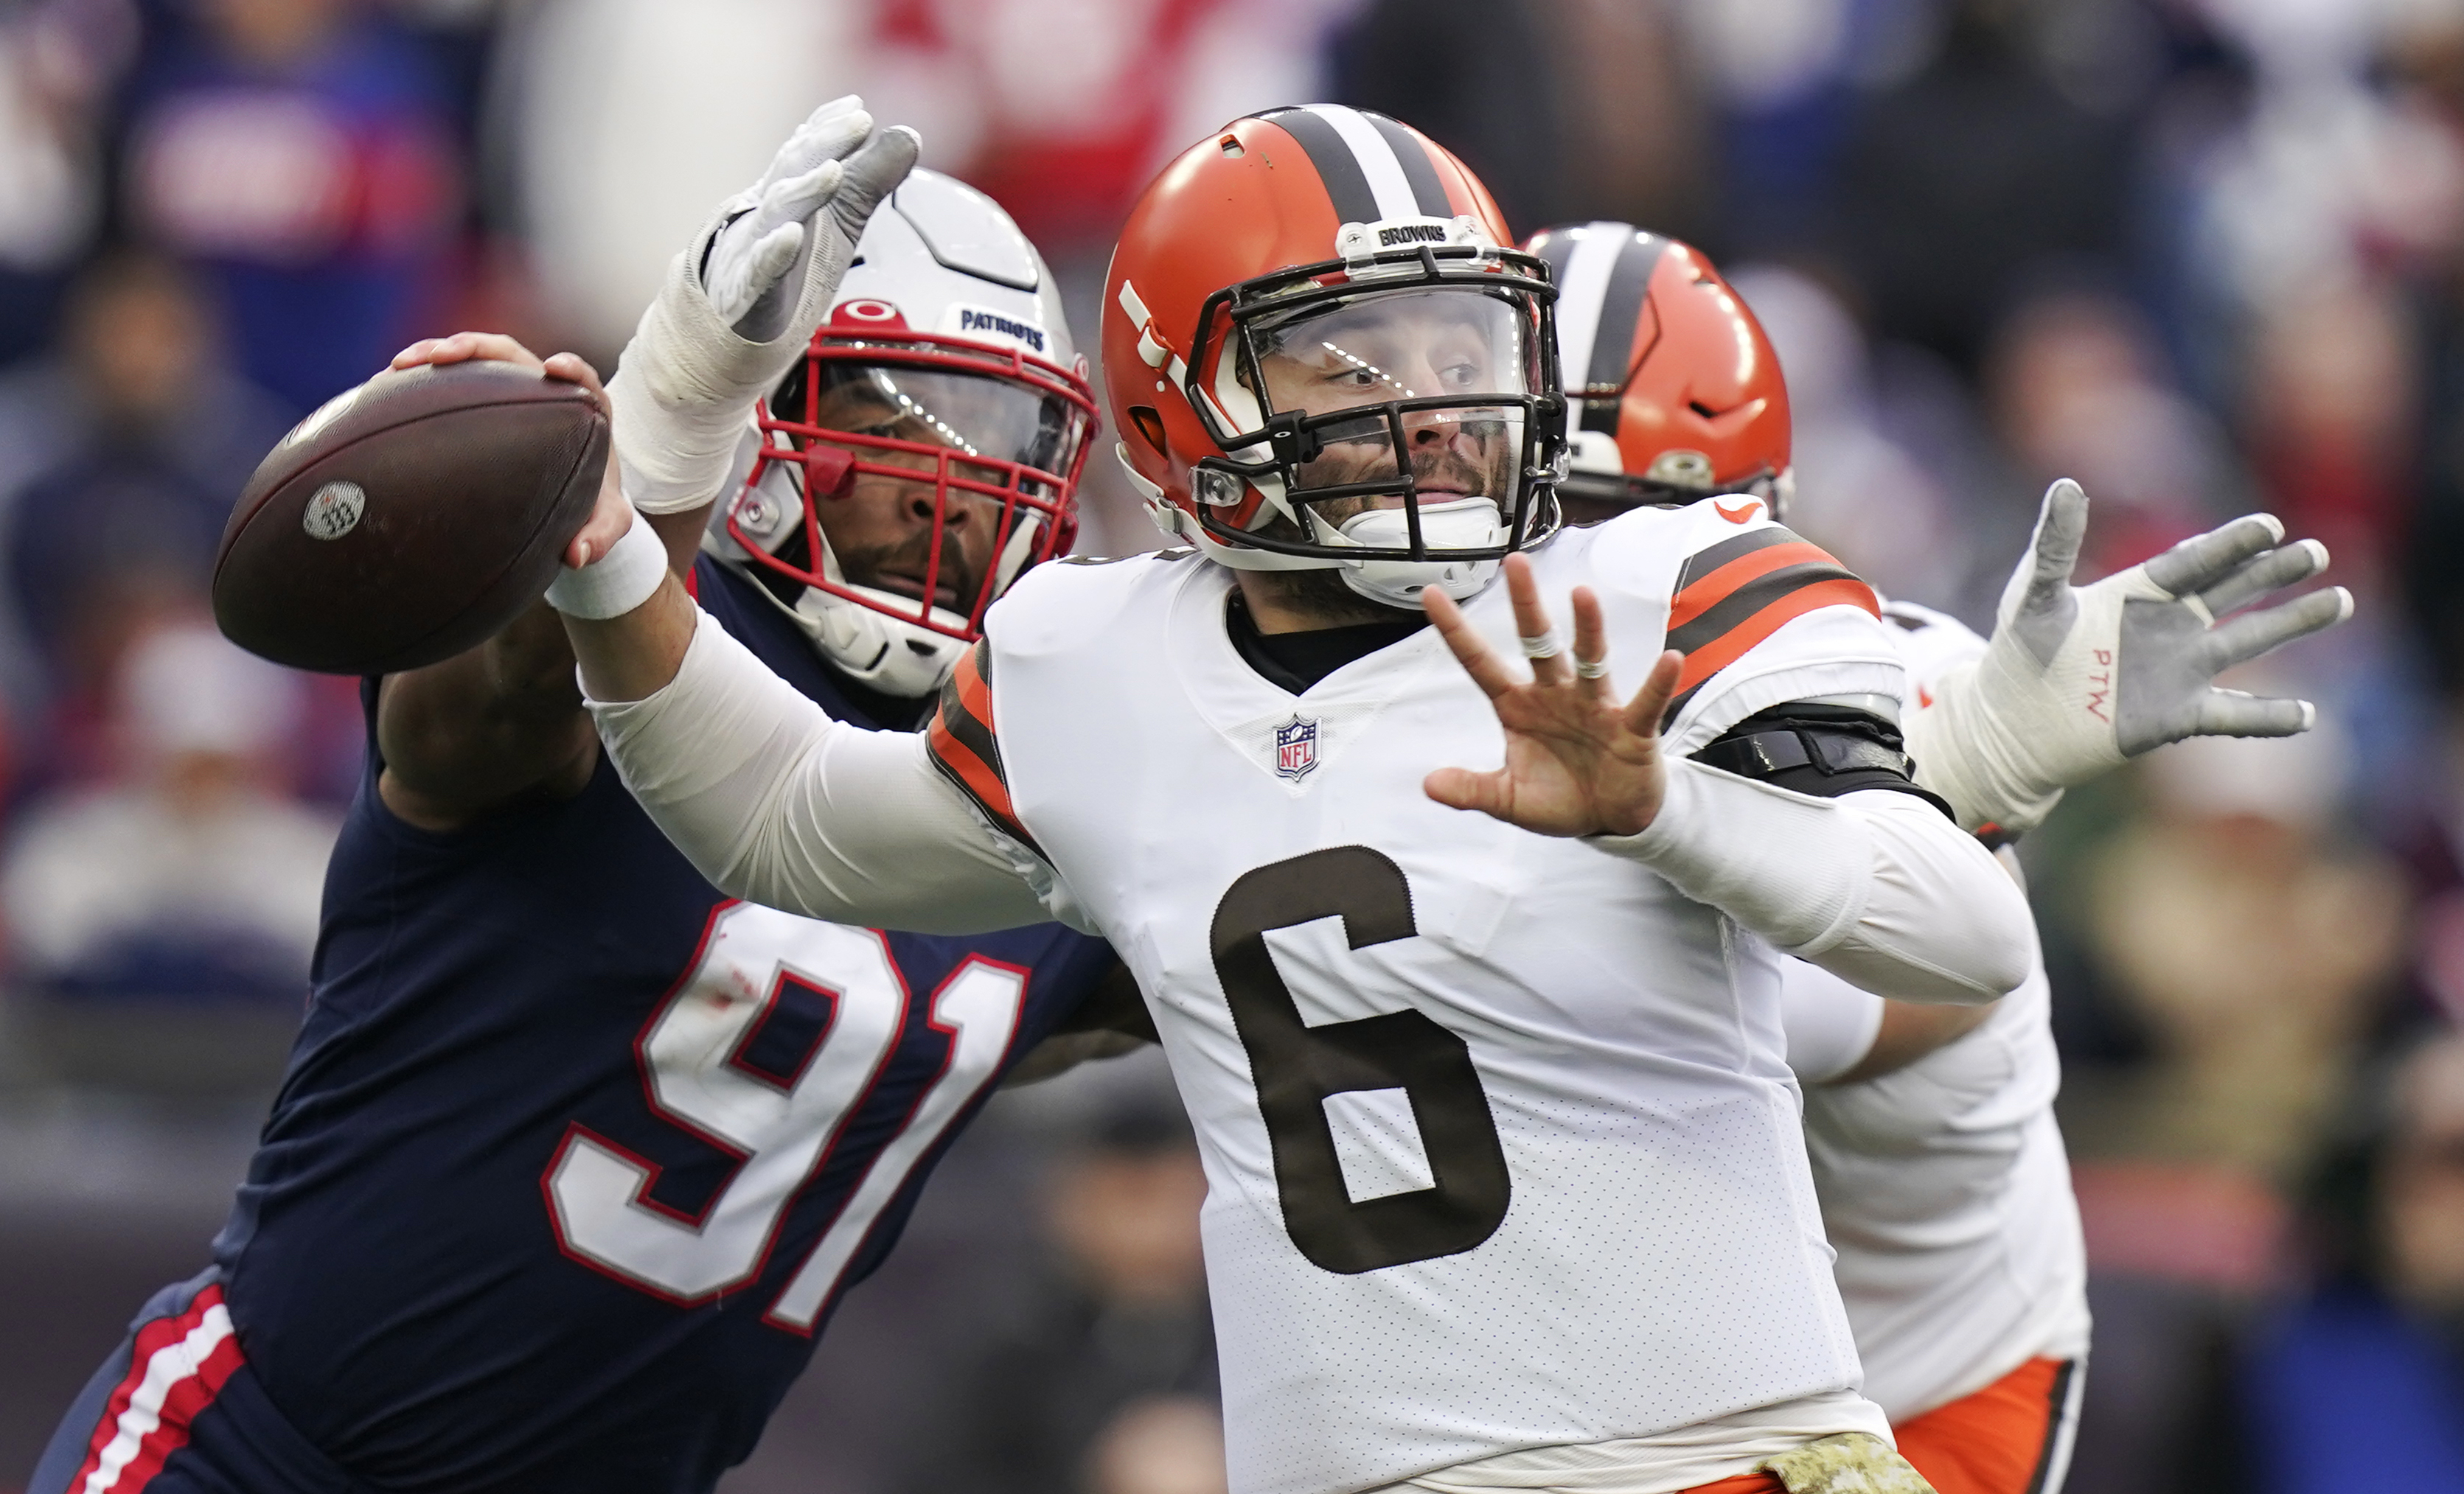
0,0,2457,1490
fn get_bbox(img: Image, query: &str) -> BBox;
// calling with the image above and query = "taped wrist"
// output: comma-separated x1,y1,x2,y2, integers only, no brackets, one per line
1902,660,2068,836
545,512,667,618
1693,702,1954,821
606,205,838,516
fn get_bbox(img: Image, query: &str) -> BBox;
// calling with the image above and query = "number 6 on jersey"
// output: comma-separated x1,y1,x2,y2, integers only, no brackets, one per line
1211,845,1511,1274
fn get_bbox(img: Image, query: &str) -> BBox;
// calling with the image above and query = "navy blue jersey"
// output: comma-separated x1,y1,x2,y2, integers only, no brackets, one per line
209,560,1119,1494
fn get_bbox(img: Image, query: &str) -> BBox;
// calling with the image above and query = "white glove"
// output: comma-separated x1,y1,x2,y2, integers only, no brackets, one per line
705,95,872,338
606,98,919,514
1907,478,2354,835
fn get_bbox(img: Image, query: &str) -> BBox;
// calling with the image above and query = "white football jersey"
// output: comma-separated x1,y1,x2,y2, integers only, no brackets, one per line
936,502,1907,1494
1792,598,2091,1421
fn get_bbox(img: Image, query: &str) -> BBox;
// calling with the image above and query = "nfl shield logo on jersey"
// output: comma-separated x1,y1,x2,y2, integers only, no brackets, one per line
1274,715,1319,783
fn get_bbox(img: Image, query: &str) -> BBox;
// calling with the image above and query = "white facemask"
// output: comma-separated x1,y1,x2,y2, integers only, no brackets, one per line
1310,495,1508,608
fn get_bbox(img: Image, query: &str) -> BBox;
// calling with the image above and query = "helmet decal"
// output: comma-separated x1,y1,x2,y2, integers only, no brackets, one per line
1250,105,1455,226
1537,226,1674,441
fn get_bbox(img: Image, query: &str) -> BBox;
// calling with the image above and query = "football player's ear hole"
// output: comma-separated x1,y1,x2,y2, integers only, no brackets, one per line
1129,405,1168,456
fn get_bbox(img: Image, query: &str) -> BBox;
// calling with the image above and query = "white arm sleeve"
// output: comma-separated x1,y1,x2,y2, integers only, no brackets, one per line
1778,961,1887,1083
586,609,1062,934
1590,760,2033,1005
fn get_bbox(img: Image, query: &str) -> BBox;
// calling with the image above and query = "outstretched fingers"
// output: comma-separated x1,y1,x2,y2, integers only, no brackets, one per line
2193,688,2316,739
2023,479,2091,610
1570,586,1611,699
742,223,807,301
1503,554,1569,685
1421,586,1522,702
2143,512,2288,598
1424,761,1513,817
770,97,873,183
764,160,845,228
2204,585,2355,670
1619,650,1686,740
829,125,922,232
2196,538,2328,618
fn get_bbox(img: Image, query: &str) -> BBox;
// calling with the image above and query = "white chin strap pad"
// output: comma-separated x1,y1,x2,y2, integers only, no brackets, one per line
1317,496,1507,608
792,582,971,699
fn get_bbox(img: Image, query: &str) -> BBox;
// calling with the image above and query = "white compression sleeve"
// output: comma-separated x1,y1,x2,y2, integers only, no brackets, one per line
1589,760,2033,1005
1778,961,1887,1083
586,610,1057,934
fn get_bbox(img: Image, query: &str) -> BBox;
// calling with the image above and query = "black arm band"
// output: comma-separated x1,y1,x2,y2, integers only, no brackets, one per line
1691,703,1956,821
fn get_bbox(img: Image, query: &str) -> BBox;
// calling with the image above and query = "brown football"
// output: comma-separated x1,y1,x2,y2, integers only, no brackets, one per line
212,359,610,675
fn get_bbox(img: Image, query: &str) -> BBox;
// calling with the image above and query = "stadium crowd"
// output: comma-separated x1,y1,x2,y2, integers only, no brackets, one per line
0,1,2454,1492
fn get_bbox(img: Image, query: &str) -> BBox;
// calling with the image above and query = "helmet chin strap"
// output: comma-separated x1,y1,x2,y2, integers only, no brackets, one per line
1308,495,1508,609
791,580,972,697
1146,460,1515,609
789,546,976,697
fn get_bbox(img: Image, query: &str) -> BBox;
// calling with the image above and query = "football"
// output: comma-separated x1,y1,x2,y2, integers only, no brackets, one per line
212,359,610,675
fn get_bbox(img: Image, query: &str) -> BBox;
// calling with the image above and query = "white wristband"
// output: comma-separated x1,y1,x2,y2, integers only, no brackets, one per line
546,513,668,619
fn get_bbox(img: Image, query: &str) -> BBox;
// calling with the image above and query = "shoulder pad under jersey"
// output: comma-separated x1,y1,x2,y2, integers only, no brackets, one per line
1582,498,1905,754
986,545,1208,663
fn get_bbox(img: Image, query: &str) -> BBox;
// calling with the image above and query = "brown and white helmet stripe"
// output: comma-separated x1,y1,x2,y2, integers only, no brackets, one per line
1246,104,1459,225
1523,219,1792,508
1531,222,1673,453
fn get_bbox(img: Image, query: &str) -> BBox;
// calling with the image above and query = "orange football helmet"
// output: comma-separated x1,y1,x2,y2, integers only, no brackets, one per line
1523,222,1790,519
1104,105,1565,605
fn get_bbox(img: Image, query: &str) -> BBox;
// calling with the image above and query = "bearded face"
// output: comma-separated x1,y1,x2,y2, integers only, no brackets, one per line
1248,287,1528,527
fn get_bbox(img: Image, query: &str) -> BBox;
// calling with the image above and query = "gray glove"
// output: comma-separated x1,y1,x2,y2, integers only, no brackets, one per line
608,102,921,514
705,97,911,340
1906,478,2353,834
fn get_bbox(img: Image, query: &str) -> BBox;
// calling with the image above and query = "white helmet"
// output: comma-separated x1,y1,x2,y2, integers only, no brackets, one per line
709,169,1097,697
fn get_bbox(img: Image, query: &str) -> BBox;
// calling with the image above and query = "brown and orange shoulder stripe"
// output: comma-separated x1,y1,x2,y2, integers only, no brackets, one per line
927,640,1040,854
1660,526,1880,724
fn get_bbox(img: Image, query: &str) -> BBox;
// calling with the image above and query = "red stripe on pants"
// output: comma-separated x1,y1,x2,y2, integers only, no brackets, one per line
66,1285,245,1494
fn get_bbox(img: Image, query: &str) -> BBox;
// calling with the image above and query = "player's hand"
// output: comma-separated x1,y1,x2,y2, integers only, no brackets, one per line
703,96,919,339
1424,554,1685,838
1911,478,2354,833
608,101,917,517
391,332,634,570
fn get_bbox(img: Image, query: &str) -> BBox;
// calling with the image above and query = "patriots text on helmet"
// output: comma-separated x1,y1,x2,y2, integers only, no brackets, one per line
955,307,1046,353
